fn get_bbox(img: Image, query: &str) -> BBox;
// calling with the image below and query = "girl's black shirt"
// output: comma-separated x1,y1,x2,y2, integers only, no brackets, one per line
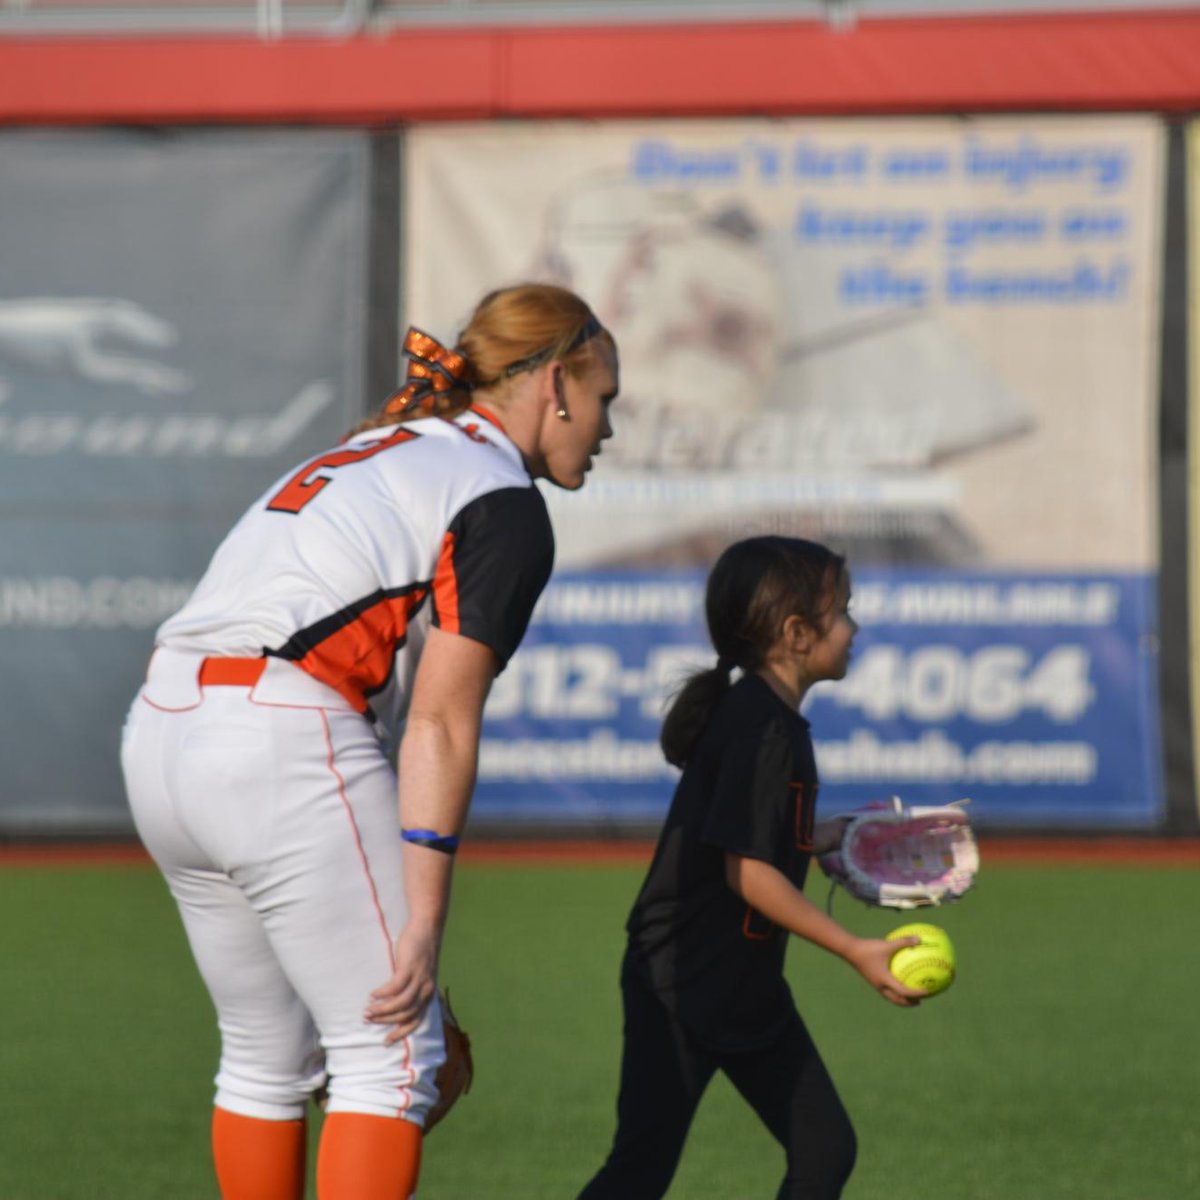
626,672,819,1051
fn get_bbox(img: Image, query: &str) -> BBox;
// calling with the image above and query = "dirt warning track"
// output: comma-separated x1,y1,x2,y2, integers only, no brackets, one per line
2,838,1199,868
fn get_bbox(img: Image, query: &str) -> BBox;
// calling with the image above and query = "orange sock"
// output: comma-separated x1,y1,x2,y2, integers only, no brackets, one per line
316,1112,423,1200
211,1107,307,1200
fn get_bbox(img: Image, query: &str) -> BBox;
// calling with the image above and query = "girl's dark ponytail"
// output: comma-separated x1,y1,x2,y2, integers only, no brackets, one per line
660,661,734,769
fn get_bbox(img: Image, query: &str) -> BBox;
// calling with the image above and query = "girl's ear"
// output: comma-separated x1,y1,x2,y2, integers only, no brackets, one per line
781,613,815,654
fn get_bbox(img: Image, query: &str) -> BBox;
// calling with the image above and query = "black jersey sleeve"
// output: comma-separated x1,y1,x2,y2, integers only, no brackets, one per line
701,722,795,863
431,485,555,669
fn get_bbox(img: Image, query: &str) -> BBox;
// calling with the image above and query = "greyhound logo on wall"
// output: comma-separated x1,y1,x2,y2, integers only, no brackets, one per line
0,296,334,458
0,129,371,834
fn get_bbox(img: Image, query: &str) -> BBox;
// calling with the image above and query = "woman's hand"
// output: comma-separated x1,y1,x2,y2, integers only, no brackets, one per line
844,935,927,1007
368,628,498,1046
365,922,440,1044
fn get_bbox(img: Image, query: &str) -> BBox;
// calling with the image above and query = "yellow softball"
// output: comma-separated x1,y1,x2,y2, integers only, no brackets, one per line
887,922,956,996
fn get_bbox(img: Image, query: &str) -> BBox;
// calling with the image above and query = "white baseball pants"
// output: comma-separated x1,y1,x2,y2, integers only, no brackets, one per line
121,648,445,1125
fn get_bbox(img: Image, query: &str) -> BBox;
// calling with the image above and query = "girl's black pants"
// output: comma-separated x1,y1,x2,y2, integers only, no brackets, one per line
576,951,857,1200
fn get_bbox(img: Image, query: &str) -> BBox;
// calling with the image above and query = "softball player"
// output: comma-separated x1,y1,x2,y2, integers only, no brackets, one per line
575,537,924,1200
121,284,618,1200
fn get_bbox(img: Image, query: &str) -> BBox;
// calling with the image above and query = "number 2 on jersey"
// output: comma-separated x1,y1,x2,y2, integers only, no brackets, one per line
266,428,419,514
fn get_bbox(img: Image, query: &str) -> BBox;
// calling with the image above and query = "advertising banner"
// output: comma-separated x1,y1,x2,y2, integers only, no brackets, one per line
0,130,371,832
472,571,1156,831
406,116,1165,830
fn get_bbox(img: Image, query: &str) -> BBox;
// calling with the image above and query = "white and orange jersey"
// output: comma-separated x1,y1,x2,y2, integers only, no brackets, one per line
155,406,554,736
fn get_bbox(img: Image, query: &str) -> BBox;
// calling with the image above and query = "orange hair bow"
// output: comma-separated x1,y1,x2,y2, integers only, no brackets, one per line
382,328,470,418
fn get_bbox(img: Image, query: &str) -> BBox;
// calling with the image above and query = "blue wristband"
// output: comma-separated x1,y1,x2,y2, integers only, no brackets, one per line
401,828,460,855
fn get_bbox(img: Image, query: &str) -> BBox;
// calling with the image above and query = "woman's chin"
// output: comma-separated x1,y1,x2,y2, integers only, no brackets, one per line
547,467,587,491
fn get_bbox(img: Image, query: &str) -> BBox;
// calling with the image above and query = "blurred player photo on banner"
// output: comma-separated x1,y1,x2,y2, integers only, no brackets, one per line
528,174,1019,567
404,116,1165,831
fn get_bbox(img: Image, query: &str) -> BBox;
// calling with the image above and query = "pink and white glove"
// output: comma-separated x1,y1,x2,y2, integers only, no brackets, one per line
817,797,979,909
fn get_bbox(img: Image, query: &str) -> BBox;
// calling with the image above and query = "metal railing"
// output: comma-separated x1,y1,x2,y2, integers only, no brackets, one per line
0,0,1193,41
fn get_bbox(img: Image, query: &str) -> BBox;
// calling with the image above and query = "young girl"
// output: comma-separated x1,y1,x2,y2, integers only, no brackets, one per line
576,536,925,1200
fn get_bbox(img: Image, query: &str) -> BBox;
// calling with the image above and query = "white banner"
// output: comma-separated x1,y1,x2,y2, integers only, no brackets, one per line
405,117,1162,573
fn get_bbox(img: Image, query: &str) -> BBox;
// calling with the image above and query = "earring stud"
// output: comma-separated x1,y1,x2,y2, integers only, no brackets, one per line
556,407,568,419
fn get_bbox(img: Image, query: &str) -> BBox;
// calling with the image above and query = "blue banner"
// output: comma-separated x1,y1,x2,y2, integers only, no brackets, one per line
476,569,1164,831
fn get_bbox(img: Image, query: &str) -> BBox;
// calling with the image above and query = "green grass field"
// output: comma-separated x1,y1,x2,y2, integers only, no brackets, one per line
1,855,1197,1198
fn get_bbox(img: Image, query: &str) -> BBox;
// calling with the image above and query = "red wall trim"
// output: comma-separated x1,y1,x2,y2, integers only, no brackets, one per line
2,10,1200,125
